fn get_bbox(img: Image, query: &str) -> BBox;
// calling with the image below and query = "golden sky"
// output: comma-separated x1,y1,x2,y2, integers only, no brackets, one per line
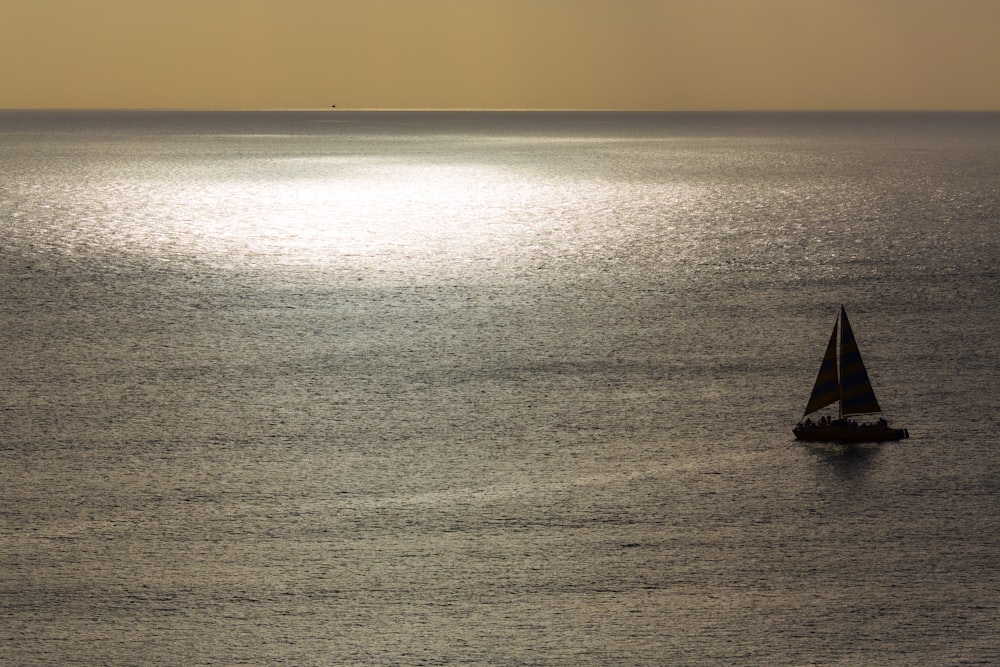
3,0,999,110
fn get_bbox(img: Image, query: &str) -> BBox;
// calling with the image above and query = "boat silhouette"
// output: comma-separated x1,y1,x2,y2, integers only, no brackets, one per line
793,306,908,442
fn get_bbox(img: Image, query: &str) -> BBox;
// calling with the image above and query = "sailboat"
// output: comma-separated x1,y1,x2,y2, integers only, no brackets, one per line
793,306,908,442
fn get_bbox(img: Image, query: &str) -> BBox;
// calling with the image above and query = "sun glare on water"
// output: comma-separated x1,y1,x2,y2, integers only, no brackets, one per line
116,161,564,275
21,137,703,283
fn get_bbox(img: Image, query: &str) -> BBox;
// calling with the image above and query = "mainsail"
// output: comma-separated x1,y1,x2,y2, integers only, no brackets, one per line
838,306,882,415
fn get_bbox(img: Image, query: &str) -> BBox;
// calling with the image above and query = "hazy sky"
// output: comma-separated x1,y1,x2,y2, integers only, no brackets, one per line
3,0,999,110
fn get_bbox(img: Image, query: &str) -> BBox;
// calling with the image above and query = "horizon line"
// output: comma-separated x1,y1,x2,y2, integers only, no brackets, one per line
3,107,1000,113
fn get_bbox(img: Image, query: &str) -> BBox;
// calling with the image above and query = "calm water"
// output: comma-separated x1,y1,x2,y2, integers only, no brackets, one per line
2,110,999,665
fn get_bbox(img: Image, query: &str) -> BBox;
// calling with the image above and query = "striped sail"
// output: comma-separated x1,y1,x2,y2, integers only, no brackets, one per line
803,319,840,416
838,306,883,415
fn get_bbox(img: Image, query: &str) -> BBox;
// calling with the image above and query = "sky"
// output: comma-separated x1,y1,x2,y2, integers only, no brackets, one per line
3,0,1000,110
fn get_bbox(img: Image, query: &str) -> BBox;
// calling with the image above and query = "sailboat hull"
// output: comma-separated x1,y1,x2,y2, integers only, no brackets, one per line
793,424,909,442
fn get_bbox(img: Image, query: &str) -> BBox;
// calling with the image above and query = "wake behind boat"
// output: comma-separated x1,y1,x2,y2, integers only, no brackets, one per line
794,306,908,442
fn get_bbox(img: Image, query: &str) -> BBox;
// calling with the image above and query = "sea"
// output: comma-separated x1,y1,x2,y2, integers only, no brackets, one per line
1,110,998,665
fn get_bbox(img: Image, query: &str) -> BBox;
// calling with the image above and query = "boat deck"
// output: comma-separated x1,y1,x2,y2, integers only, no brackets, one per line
793,423,909,442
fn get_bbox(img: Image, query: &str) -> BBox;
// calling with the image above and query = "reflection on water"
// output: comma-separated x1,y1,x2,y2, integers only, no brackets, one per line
137,162,535,267
809,442,882,481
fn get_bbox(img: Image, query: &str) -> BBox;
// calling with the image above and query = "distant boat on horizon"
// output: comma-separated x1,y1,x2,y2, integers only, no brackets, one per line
793,306,908,442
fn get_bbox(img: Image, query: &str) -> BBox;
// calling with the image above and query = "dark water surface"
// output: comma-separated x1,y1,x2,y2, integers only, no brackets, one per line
2,111,999,665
